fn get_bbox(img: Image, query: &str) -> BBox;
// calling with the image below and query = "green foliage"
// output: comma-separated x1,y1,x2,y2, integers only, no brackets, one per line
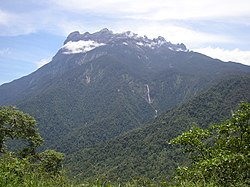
170,103,250,186
0,107,69,186
170,126,212,161
66,74,250,181
1,31,250,185
0,106,43,155
2,43,249,157
39,149,65,174
1,103,250,187
0,153,70,187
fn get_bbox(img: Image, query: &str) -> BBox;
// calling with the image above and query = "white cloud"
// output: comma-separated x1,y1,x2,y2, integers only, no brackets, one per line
0,48,11,56
125,0,250,21
0,7,97,37
0,0,249,64
0,10,37,36
0,10,12,25
35,58,51,68
109,22,233,48
0,1,248,47
63,40,105,54
192,47,250,66
1,0,250,37
51,0,250,20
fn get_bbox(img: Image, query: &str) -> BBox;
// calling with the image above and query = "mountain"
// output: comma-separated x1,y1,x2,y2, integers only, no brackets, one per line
0,28,250,154
66,74,250,181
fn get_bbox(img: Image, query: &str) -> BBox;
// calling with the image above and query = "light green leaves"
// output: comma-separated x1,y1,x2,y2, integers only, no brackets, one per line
0,106,43,154
0,107,67,186
39,150,65,174
170,103,250,186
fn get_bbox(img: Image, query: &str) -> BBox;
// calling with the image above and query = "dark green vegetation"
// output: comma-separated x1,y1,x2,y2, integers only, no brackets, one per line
0,30,250,154
1,29,250,185
171,103,250,186
1,102,249,187
67,74,250,181
0,106,43,155
0,107,68,186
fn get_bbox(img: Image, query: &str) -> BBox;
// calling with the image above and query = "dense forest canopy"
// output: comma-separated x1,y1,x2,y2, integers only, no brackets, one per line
1,103,249,186
0,29,250,187
170,103,250,186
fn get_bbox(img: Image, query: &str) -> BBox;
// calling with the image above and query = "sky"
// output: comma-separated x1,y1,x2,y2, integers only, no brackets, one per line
1,0,250,85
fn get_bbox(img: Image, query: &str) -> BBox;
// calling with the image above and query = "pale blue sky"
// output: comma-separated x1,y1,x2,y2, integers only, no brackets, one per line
1,0,250,85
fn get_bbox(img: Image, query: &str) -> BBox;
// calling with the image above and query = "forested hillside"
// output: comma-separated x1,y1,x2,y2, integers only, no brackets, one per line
1,29,250,186
0,29,250,155
1,101,249,186
66,74,250,181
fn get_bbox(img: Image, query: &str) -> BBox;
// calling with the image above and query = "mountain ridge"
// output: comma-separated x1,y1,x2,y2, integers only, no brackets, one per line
63,28,187,53
0,28,250,154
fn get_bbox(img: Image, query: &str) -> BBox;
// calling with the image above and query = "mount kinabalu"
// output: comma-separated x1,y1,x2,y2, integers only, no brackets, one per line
0,28,250,153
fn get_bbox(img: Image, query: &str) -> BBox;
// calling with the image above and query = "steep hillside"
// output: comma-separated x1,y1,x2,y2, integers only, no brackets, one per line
0,29,249,153
66,74,250,181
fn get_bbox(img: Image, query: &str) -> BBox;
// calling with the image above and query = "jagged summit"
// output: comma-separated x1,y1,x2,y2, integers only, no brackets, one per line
99,28,113,34
0,24,250,169
63,28,187,54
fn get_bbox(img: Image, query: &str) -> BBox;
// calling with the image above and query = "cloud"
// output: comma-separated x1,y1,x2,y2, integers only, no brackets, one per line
0,9,37,36
51,0,250,20
192,47,250,66
0,7,97,37
63,40,105,54
0,48,11,56
0,1,248,43
0,9,13,25
47,0,247,48
107,22,233,48
35,58,51,68
0,0,249,62
125,0,250,21
1,0,250,37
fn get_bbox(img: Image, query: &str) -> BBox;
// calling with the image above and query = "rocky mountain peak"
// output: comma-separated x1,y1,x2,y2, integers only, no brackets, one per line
99,28,113,34
63,28,188,54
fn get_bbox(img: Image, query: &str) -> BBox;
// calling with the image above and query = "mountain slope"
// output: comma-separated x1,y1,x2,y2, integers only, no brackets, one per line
66,74,250,181
0,29,250,153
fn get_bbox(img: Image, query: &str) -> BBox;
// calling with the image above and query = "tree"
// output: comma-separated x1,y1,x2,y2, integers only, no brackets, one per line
39,149,64,174
0,106,66,186
170,103,250,186
0,106,43,155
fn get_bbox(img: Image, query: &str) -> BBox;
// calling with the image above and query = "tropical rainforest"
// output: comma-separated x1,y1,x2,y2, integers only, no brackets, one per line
1,92,250,186
1,30,250,186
